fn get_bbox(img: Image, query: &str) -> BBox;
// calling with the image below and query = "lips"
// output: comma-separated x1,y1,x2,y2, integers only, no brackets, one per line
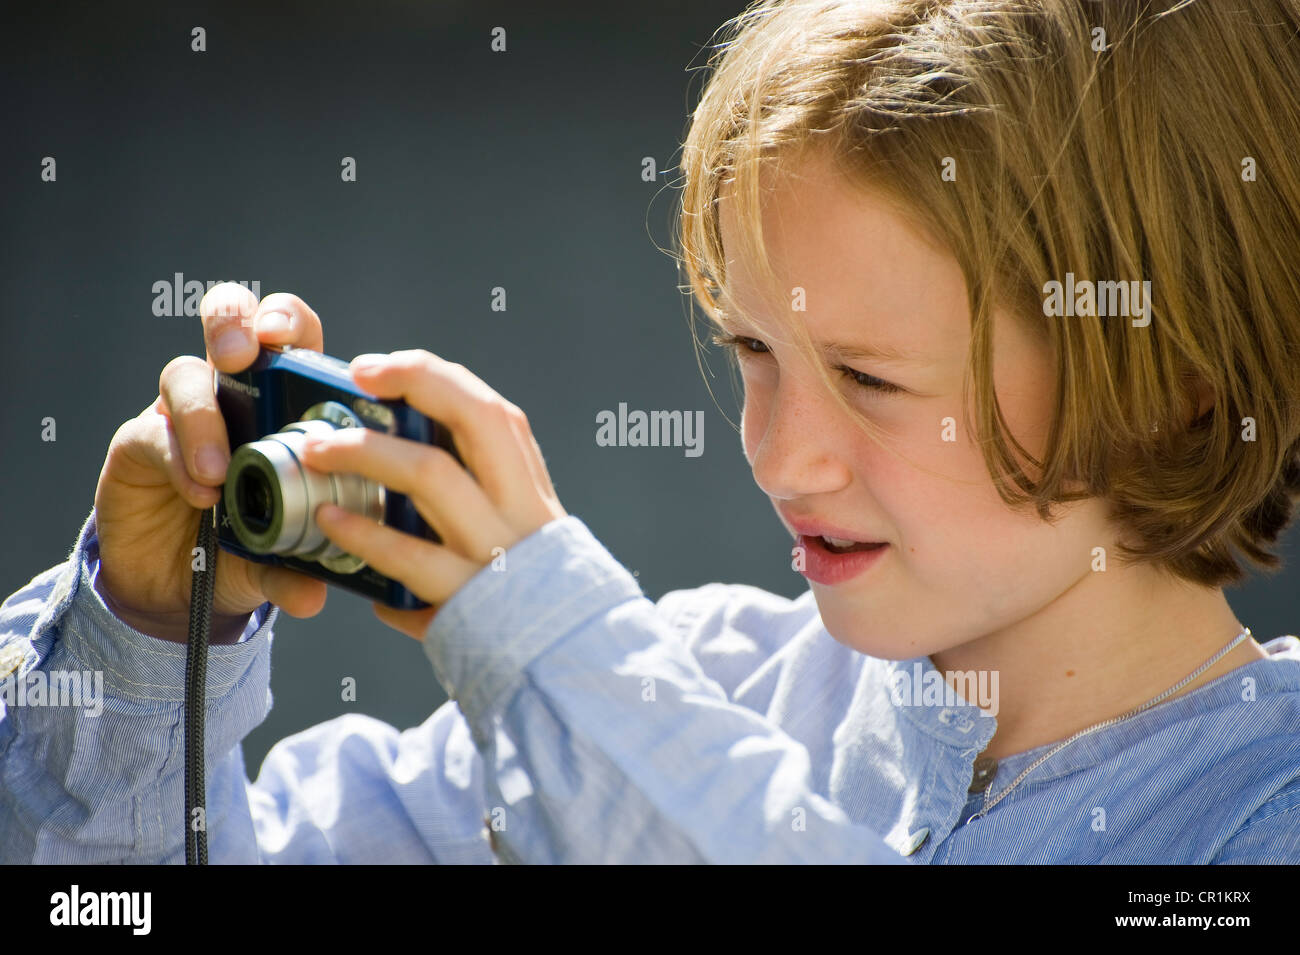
795,533,889,585
780,512,886,549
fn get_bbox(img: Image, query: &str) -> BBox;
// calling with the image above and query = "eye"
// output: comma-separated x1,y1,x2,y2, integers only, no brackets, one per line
835,363,904,395
711,332,770,355
710,332,905,395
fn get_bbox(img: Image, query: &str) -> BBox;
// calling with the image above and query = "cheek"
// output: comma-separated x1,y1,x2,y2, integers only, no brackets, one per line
845,420,1013,561
878,432,1092,601
850,439,943,556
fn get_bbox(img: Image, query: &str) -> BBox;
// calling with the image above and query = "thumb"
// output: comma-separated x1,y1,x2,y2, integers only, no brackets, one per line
254,563,329,619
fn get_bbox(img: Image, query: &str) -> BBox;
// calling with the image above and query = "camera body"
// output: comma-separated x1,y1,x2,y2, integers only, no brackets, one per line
214,344,460,610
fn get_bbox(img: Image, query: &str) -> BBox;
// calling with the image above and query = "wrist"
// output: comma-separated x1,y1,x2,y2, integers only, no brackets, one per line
94,578,254,645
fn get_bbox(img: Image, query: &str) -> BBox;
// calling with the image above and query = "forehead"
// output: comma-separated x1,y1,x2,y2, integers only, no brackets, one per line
716,149,968,363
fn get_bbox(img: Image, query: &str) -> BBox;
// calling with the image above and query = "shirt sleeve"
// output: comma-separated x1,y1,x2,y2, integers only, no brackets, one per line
1,506,904,864
421,513,908,865
1211,780,1300,864
85,556,266,645
0,507,272,862
0,507,495,863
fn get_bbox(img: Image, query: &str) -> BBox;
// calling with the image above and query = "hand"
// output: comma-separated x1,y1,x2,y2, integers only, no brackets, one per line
295,349,569,641
93,284,332,643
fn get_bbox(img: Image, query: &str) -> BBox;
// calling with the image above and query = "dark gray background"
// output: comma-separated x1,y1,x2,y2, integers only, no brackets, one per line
2,0,1295,775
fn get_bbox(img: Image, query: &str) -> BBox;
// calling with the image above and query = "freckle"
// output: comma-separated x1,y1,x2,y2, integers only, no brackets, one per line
1065,669,1075,677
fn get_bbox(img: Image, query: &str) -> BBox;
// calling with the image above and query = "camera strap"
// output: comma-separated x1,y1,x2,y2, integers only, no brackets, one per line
183,504,218,864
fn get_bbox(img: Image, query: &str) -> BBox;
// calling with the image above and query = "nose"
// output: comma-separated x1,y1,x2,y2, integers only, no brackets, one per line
745,368,854,502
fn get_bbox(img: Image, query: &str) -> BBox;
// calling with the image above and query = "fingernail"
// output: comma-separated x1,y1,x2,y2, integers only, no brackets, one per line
351,353,388,372
257,311,291,335
212,328,249,360
195,445,229,481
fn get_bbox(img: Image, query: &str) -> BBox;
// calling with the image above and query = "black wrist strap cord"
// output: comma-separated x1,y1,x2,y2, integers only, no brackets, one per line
184,505,217,864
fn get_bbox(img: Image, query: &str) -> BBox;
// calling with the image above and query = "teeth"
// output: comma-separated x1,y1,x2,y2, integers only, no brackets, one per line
823,535,858,547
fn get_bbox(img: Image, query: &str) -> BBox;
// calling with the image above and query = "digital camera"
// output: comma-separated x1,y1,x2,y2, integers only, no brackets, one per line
214,344,462,610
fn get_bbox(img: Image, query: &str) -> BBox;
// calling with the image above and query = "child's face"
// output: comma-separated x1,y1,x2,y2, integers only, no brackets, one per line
718,148,1116,659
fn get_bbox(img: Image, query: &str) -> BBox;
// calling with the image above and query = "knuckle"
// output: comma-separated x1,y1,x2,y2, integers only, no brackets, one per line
468,393,497,421
398,349,433,372
109,414,146,451
373,350,408,371
490,400,521,426
109,411,169,465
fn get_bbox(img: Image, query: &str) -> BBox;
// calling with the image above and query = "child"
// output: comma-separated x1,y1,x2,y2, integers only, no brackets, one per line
2,0,1298,863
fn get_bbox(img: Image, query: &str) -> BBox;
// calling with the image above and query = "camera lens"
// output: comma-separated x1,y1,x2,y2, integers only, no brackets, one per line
222,417,385,573
236,469,274,534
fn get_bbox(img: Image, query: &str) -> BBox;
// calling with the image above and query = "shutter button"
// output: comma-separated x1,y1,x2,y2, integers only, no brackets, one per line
968,754,998,793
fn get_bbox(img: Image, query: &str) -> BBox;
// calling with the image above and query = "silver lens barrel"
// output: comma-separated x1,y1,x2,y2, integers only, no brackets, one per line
223,418,384,574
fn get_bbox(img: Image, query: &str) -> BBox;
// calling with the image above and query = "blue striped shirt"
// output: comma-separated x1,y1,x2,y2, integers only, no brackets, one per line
2,506,1298,863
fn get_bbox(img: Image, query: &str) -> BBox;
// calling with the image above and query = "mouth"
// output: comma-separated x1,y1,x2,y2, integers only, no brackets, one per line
779,510,887,552
815,535,886,555
794,533,890,586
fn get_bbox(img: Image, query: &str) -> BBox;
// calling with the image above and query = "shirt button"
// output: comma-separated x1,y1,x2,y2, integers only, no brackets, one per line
968,754,998,793
901,828,930,856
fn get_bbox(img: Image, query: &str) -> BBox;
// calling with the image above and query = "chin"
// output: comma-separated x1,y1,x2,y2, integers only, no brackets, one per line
815,605,935,661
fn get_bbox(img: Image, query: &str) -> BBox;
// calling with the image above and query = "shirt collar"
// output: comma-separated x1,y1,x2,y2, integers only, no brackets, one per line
883,653,999,750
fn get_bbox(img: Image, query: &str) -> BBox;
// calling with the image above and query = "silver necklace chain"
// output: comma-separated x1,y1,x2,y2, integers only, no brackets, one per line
969,626,1252,822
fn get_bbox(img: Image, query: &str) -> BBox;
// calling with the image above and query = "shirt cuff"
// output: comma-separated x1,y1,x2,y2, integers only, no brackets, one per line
87,556,266,645
41,507,279,703
422,514,643,723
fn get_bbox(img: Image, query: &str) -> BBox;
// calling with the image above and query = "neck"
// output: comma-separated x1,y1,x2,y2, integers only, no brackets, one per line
929,563,1267,761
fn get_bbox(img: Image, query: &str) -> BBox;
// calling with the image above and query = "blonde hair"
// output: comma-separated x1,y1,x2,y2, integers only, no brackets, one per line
674,0,1300,587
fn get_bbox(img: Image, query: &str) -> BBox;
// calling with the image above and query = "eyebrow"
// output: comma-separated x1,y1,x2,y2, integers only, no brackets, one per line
714,307,926,365
827,341,926,364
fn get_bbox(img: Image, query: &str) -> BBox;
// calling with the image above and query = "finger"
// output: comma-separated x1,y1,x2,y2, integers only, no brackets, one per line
348,351,545,517
159,354,233,489
248,291,325,353
505,407,563,509
109,407,223,511
199,283,260,372
299,428,514,561
200,285,325,371
311,503,483,606
372,603,439,643
253,563,329,620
